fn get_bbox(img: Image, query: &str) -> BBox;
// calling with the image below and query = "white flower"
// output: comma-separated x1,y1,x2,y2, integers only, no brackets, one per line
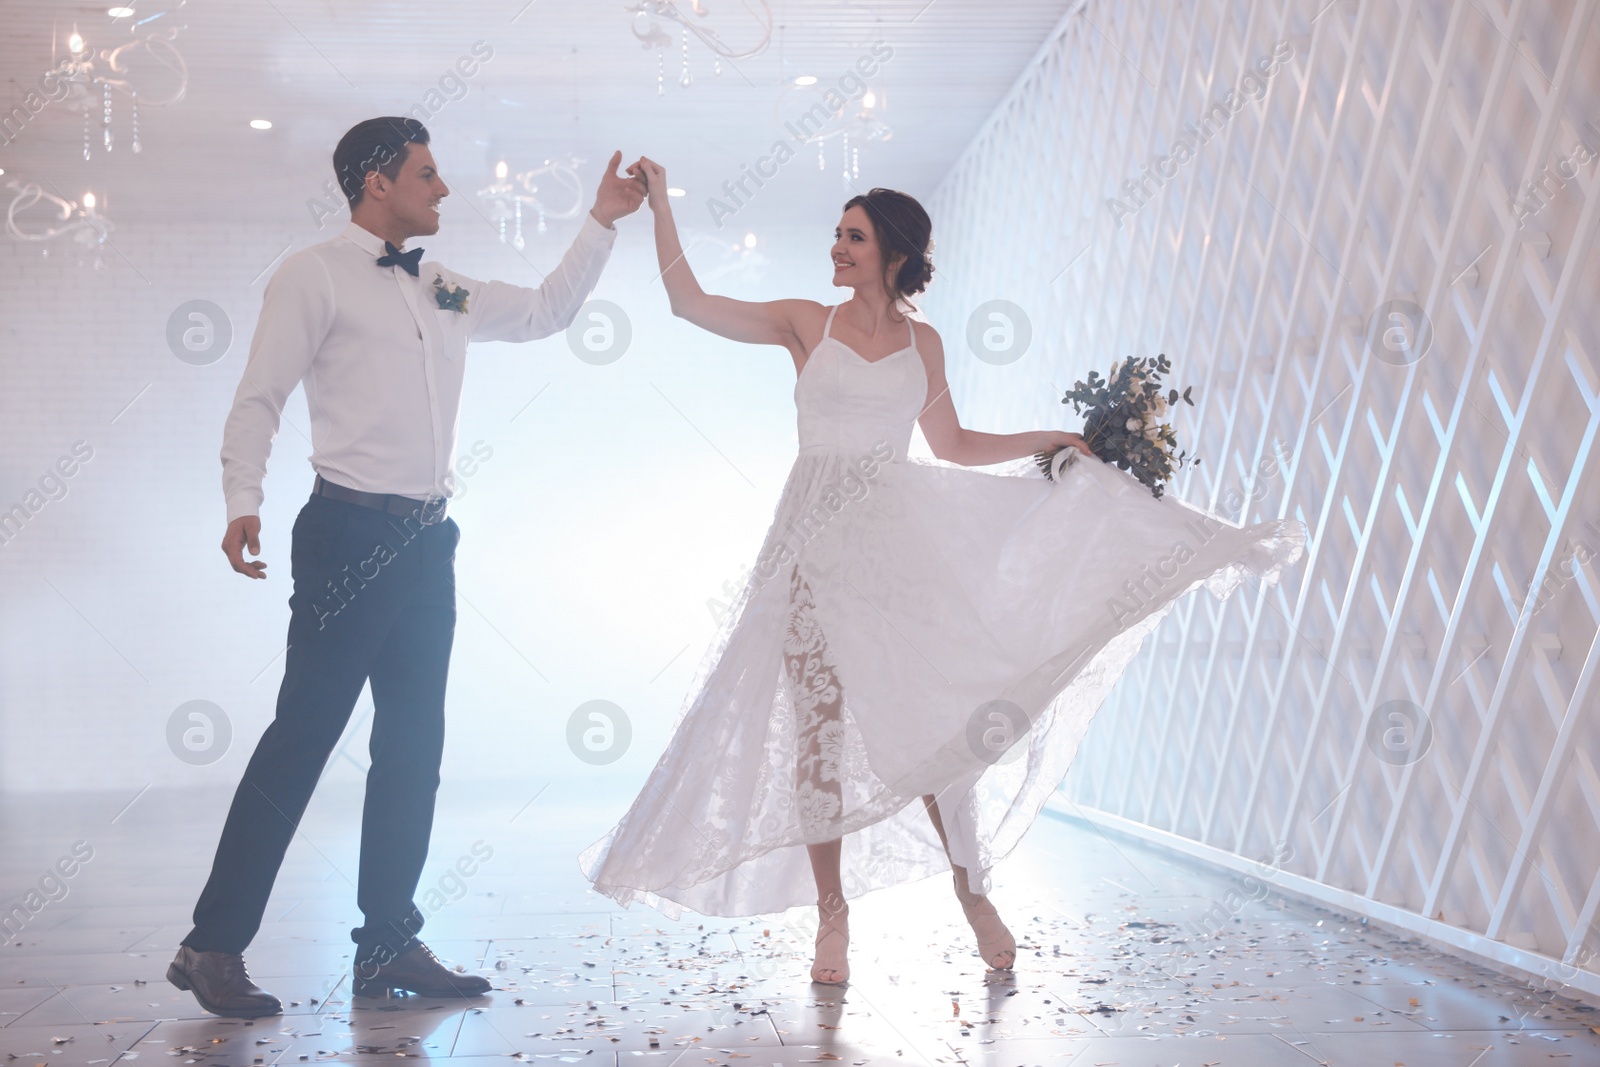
796,781,841,834
1125,416,1141,431
1154,395,1169,416
816,720,847,783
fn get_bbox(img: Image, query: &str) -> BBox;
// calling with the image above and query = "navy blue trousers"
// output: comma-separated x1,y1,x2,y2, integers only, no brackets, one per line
183,492,459,966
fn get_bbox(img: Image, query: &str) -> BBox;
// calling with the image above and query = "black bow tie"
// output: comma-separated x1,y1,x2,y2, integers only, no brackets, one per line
376,241,423,277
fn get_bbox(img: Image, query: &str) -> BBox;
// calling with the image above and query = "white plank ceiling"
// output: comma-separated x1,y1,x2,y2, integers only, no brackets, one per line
0,0,1078,228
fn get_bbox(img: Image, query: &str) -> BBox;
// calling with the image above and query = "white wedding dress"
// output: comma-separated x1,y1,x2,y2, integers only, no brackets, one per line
579,305,1307,918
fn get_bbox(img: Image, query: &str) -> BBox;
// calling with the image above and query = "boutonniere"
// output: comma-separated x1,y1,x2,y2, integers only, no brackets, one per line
431,273,470,313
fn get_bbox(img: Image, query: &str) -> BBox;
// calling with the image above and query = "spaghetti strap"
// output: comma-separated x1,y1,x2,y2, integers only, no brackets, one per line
905,314,918,354
823,304,839,340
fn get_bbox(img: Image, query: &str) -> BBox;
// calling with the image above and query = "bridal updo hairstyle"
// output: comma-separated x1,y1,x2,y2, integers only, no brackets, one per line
334,116,431,208
843,188,934,309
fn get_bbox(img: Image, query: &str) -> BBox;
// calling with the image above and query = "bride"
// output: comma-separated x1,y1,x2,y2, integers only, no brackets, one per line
580,158,1307,985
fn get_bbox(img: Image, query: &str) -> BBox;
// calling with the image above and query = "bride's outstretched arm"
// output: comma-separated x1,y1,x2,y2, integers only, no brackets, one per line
916,327,1093,467
631,156,816,349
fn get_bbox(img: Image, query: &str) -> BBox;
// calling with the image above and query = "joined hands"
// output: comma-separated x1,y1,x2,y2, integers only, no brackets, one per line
591,150,648,228
627,156,671,213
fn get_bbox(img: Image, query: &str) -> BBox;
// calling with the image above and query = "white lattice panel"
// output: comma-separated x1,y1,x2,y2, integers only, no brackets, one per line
922,0,1600,990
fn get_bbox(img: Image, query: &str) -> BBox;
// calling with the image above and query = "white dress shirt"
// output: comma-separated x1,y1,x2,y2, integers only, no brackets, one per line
221,215,617,522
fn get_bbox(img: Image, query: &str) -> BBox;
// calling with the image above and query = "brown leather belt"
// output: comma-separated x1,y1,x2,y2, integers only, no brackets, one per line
313,475,448,525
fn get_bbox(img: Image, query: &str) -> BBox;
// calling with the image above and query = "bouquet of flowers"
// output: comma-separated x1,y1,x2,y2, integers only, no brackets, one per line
1037,353,1198,499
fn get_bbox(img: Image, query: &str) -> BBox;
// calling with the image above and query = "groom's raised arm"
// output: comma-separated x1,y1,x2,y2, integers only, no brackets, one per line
466,150,643,343
464,212,618,344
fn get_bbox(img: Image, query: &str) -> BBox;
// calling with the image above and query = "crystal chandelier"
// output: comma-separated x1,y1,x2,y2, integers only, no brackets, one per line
49,5,190,160
626,0,773,94
476,158,586,250
775,82,892,185
6,179,115,266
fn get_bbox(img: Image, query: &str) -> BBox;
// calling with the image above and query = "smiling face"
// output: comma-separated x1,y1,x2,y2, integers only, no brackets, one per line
832,205,889,290
362,142,450,241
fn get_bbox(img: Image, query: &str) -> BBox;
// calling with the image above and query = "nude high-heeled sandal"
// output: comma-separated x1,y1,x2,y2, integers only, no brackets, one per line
810,900,850,984
954,877,1016,970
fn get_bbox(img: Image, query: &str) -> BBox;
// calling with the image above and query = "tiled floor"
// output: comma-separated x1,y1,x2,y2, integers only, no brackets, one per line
1,782,1595,1065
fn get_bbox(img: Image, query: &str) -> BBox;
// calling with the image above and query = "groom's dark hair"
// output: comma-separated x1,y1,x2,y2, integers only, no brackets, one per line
334,117,430,208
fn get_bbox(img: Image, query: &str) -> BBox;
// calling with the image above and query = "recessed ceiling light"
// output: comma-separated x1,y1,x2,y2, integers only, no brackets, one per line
107,6,135,16
743,232,757,248
667,187,685,197
249,119,273,130
794,75,817,86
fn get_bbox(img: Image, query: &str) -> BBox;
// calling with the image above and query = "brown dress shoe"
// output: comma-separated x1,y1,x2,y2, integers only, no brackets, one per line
351,942,492,998
167,945,282,1018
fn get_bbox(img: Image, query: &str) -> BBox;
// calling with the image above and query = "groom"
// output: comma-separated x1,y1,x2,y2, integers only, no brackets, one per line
168,117,644,1018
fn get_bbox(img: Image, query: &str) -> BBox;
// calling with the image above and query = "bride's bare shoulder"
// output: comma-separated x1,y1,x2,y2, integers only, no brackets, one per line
783,300,832,361
786,299,831,338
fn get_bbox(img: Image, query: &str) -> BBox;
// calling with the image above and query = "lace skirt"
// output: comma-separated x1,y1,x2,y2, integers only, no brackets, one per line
577,448,1307,918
